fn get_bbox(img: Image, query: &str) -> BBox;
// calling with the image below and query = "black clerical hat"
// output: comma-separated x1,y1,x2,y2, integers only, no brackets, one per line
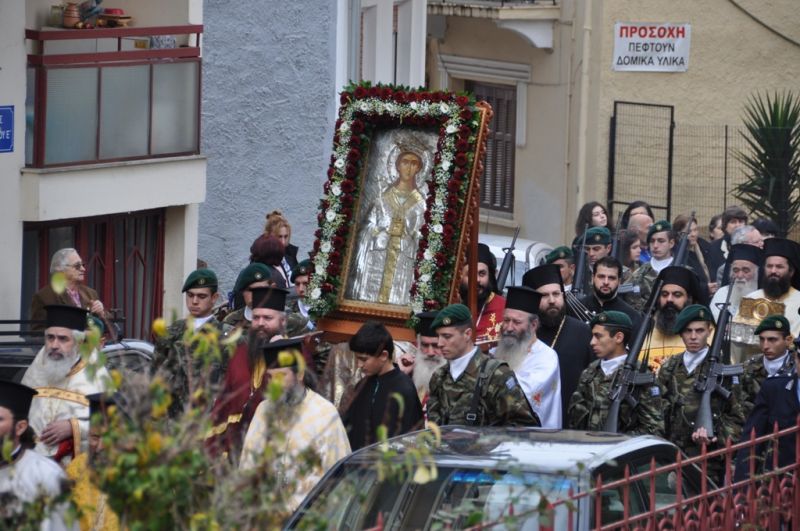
415,311,439,338
251,287,289,311
477,243,497,271
504,286,542,315
522,264,563,291
0,380,37,420
45,304,89,331
657,266,705,305
262,337,304,368
728,244,762,266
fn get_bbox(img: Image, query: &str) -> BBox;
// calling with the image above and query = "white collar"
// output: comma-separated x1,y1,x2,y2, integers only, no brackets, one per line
600,355,626,377
650,256,674,273
764,351,790,376
449,347,478,381
192,314,214,331
564,283,572,292
683,346,709,374
244,306,253,321
298,299,309,318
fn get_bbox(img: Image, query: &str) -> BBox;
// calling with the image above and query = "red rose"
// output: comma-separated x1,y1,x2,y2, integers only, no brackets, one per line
323,181,331,193
333,235,344,248
455,139,470,152
351,120,365,134
460,125,472,136
341,206,353,219
443,225,455,238
335,119,342,130
326,262,340,276
350,134,361,146
327,167,334,178
341,194,354,206
340,92,352,105
423,210,432,223
381,87,393,99
345,164,358,178
460,109,473,120
455,153,468,167
317,212,324,223
431,92,442,103
392,91,406,104
447,179,463,192
448,194,459,208
313,239,321,251
444,209,457,223
420,225,430,237
368,86,380,97
354,86,368,99
435,253,447,267
322,282,334,293
336,225,348,238
340,179,355,193
456,95,469,106
348,147,361,161
314,228,323,239
330,250,341,262
410,284,418,296
416,249,425,261
424,299,438,310
453,168,466,179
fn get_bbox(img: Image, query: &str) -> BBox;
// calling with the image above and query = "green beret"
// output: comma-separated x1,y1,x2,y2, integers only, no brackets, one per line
590,310,632,330
233,263,272,294
431,303,472,330
182,268,218,293
583,227,612,246
672,304,714,334
291,259,313,284
545,246,574,264
754,314,791,335
647,220,672,242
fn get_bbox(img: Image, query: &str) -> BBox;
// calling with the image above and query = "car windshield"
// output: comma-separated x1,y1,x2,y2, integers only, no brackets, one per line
290,464,580,530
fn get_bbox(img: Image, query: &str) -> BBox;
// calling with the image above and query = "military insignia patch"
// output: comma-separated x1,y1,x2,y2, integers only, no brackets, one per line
650,386,660,396
594,235,601,242
255,272,262,280
199,278,206,285
505,377,516,390
776,321,783,329
443,317,452,326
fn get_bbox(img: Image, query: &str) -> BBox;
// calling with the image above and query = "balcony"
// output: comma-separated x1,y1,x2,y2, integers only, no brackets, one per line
25,25,203,168
427,0,559,49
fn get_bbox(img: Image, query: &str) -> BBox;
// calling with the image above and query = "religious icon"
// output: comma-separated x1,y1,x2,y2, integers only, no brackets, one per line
345,130,436,306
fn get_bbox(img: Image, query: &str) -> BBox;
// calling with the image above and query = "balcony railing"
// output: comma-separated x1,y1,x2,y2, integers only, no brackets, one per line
25,25,203,168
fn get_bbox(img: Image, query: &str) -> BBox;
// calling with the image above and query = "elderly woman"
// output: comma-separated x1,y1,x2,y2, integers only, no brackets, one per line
30,247,105,332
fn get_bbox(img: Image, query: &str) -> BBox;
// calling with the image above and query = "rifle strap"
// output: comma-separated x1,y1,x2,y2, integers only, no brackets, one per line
466,358,502,425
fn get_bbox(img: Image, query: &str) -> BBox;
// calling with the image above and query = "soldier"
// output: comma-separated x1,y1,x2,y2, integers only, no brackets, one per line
222,263,274,332
567,311,663,435
658,304,746,483
287,259,313,322
580,226,612,268
544,246,575,292
740,315,796,417
152,268,228,417
625,220,675,311
426,304,540,427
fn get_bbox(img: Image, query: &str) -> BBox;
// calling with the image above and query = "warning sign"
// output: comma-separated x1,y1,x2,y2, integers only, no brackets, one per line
613,23,691,72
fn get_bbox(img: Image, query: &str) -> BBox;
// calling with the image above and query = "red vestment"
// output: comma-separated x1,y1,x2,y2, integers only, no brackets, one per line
475,292,506,343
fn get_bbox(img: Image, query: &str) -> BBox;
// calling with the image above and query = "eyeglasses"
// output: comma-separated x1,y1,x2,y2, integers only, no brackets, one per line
69,262,86,270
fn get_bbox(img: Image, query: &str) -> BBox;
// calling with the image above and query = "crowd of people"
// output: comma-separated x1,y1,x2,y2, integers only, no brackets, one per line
3,202,800,527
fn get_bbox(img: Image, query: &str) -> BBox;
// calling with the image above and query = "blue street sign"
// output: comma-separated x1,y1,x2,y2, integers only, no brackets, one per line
0,106,13,153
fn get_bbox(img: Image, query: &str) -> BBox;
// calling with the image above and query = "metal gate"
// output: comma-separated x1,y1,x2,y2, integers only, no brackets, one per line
607,101,675,222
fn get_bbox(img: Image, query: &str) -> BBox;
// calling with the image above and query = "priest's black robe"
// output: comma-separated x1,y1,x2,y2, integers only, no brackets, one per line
537,315,594,415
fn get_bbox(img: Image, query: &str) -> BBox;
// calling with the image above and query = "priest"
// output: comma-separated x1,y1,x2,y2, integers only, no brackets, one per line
21,304,108,462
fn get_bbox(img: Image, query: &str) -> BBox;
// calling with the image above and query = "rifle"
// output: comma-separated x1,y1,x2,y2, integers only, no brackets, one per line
610,212,625,262
571,224,589,297
693,282,742,438
496,227,520,293
603,276,662,433
671,211,696,268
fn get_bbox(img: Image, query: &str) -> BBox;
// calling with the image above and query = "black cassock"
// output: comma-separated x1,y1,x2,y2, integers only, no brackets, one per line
537,315,594,416
578,292,643,331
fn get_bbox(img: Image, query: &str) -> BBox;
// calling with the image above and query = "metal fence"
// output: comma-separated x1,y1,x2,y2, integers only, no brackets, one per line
608,101,755,238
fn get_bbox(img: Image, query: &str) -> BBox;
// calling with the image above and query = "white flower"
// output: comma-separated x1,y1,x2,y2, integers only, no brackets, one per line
432,224,443,234
446,124,458,134
439,103,450,114
434,196,443,208
334,158,345,169
311,287,322,299
325,210,337,222
315,263,325,275
360,102,370,112
424,249,434,260
419,273,431,283
440,160,451,172
321,241,332,253
410,101,419,110
339,121,350,132
331,183,341,196
384,103,395,113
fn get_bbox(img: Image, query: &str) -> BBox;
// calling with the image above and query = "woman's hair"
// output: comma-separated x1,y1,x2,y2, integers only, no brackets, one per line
574,201,609,237
621,201,655,229
708,214,722,236
249,235,285,267
620,230,641,268
671,213,694,235
264,210,291,239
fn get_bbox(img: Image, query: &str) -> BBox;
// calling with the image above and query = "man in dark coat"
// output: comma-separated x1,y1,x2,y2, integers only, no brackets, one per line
578,256,643,329
522,264,594,413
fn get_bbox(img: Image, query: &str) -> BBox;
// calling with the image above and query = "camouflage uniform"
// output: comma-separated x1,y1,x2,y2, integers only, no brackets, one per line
153,317,229,417
427,349,541,427
740,352,796,418
222,307,248,331
658,352,746,483
567,359,664,436
623,262,657,312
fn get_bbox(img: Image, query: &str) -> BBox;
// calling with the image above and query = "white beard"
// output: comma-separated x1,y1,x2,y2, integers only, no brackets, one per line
729,277,758,310
39,350,80,384
412,355,446,394
494,330,532,371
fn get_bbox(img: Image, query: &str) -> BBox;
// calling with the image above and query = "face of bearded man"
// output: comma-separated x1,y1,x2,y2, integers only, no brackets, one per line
537,284,565,329
459,262,494,309
494,324,534,371
655,301,681,335
411,350,446,394
728,271,759,311
41,327,81,383
247,310,287,368
763,258,793,299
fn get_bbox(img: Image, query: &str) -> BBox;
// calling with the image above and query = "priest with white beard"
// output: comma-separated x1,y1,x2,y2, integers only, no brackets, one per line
406,312,448,412
22,305,109,463
494,286,562,428
710,244,762,321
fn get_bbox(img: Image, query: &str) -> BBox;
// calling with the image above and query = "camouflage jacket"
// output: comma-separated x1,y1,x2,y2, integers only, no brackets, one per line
222,307,249,331
740,351,796,418
567,359,664,436
657,352,746,455
427,349,540,427
153,317,229,417
623,262,658,312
